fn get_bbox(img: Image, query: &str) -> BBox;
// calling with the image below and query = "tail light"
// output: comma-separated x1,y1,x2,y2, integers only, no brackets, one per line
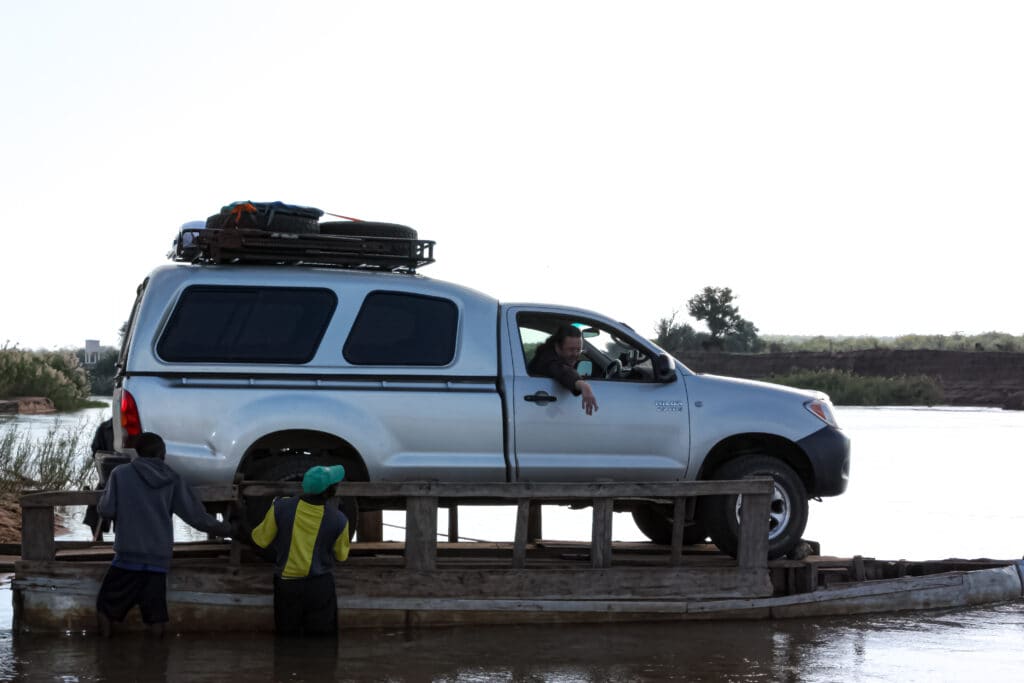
120,390,143,446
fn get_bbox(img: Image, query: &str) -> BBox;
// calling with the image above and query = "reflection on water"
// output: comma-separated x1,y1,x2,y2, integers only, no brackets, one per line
0,398,111,441
806,406,1024,561
4,604,1024,682
2,406,1024,681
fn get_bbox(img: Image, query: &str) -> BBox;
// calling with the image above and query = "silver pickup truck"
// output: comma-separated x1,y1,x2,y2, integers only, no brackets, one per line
105,209,849,559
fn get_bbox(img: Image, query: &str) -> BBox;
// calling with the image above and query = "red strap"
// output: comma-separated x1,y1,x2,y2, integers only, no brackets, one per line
323,211,365,222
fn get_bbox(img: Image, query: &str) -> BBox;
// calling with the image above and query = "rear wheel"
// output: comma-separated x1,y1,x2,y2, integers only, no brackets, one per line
698,455,808,560
245,455,359,540
631,503,709,545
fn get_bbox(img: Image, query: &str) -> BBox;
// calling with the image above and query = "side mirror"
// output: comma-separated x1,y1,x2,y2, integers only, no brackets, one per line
654,353,676,382
575,360,594,377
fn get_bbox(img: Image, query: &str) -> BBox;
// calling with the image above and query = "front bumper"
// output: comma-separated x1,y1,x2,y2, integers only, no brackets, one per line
796,424,851,497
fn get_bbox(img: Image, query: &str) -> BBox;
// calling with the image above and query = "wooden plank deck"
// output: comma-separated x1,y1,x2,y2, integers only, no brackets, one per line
10,480,1023,632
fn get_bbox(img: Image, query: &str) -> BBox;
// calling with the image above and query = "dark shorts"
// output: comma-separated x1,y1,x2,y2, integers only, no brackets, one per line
96,565,169,625
273,573,337,636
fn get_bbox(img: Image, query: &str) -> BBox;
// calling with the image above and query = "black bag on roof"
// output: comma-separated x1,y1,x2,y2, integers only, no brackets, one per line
205,201,323,234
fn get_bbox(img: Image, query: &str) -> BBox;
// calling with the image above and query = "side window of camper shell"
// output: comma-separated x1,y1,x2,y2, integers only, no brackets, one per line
157,286,337,363
343,291,458,365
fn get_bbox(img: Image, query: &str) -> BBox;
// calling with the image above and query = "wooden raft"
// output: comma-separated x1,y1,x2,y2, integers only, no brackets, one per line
13,479,776,631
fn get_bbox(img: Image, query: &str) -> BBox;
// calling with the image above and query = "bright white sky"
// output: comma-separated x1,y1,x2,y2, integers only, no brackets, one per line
2,2,1022,350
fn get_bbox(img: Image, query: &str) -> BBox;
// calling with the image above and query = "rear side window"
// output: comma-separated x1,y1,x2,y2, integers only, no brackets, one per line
344,291,458,365
158,286,337,363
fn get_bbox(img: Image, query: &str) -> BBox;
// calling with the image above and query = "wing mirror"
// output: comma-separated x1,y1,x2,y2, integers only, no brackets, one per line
575,360,594,377
654,353,676,382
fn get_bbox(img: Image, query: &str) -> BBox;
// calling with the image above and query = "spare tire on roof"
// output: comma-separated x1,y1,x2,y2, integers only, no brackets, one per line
206,201,323,234
319,221,417,240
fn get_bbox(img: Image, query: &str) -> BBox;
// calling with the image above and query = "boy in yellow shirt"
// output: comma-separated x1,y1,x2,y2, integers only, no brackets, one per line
252,465,350,635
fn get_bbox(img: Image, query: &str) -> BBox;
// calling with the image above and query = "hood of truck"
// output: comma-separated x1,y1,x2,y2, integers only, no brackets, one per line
682,373,834,447
692,373,828,402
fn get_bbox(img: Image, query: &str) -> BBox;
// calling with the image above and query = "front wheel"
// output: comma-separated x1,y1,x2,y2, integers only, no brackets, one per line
698,455,808,560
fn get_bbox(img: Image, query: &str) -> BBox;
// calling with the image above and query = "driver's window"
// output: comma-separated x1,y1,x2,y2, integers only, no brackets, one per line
517,315,653,382
580,325,654,382
518,325,549,367
518,319,594,377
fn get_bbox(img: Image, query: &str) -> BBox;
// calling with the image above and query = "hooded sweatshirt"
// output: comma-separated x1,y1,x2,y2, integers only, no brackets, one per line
97,456,231,570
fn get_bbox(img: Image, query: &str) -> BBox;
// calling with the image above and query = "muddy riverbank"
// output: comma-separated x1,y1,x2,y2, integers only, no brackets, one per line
0,496,18,545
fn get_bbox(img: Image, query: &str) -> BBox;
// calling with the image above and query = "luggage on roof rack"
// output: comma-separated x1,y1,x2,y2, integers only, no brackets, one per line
206,201,324,234
170,204,434,273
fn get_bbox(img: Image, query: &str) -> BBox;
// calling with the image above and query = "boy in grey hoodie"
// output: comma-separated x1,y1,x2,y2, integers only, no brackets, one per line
96,431,231,636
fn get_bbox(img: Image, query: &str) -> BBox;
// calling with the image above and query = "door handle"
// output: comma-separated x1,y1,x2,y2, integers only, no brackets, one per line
524,391,557,405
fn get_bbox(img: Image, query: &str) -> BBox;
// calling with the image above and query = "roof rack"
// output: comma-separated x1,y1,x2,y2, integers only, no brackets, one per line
170,227,435,274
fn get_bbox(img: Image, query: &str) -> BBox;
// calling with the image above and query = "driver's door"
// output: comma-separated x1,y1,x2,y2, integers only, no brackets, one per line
506,307,690,482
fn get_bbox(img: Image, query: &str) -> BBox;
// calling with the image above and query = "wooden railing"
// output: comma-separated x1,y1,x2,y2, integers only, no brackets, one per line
19,479,774,570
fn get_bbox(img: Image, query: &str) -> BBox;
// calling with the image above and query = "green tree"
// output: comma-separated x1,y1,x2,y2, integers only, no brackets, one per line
721,319,764,352
687,286,743,339
686,286,761,351
653,312,699,355
84,348,119,396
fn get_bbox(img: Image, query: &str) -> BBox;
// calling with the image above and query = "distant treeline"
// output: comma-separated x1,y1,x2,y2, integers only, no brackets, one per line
759,332,1024,354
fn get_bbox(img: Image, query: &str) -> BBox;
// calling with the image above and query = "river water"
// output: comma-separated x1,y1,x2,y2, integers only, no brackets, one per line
2,405,1023,681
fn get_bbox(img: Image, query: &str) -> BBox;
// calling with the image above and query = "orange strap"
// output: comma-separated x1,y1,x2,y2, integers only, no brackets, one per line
227,202,257,226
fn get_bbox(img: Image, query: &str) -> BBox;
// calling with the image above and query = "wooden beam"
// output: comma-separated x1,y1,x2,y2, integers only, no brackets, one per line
527,502,543,541
20,479,775,509
404,497,438,571
20,506,55,562
18,561,774,600
670,497,686,566
238,479,774,500
356,510,383,543
853,555,866,582
447,505,459,543
736,492,770,570
19,485,239,508
591,498,614,569
513,499,530,569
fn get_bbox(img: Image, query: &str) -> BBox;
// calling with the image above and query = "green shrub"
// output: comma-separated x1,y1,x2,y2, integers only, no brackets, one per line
0,419,97,493
764,369,944,406
0,345,92,410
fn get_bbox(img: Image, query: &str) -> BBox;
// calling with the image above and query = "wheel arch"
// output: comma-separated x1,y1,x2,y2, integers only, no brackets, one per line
698,433,814,493
238,429,369,483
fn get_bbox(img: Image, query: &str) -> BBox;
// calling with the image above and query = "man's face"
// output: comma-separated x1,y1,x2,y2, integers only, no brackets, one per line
555,336,583,365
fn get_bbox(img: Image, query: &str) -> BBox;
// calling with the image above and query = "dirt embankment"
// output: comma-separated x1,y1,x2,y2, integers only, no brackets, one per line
682,349,1024,410
1,494,21,544
0,397,56,415
0,494,72,545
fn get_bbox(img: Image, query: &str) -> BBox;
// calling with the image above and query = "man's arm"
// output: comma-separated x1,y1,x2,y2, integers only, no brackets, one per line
171,480,232,537
96,469,118,519
574,380,598,415
333,520,350,562
532,350,582,395
251,504,278,549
